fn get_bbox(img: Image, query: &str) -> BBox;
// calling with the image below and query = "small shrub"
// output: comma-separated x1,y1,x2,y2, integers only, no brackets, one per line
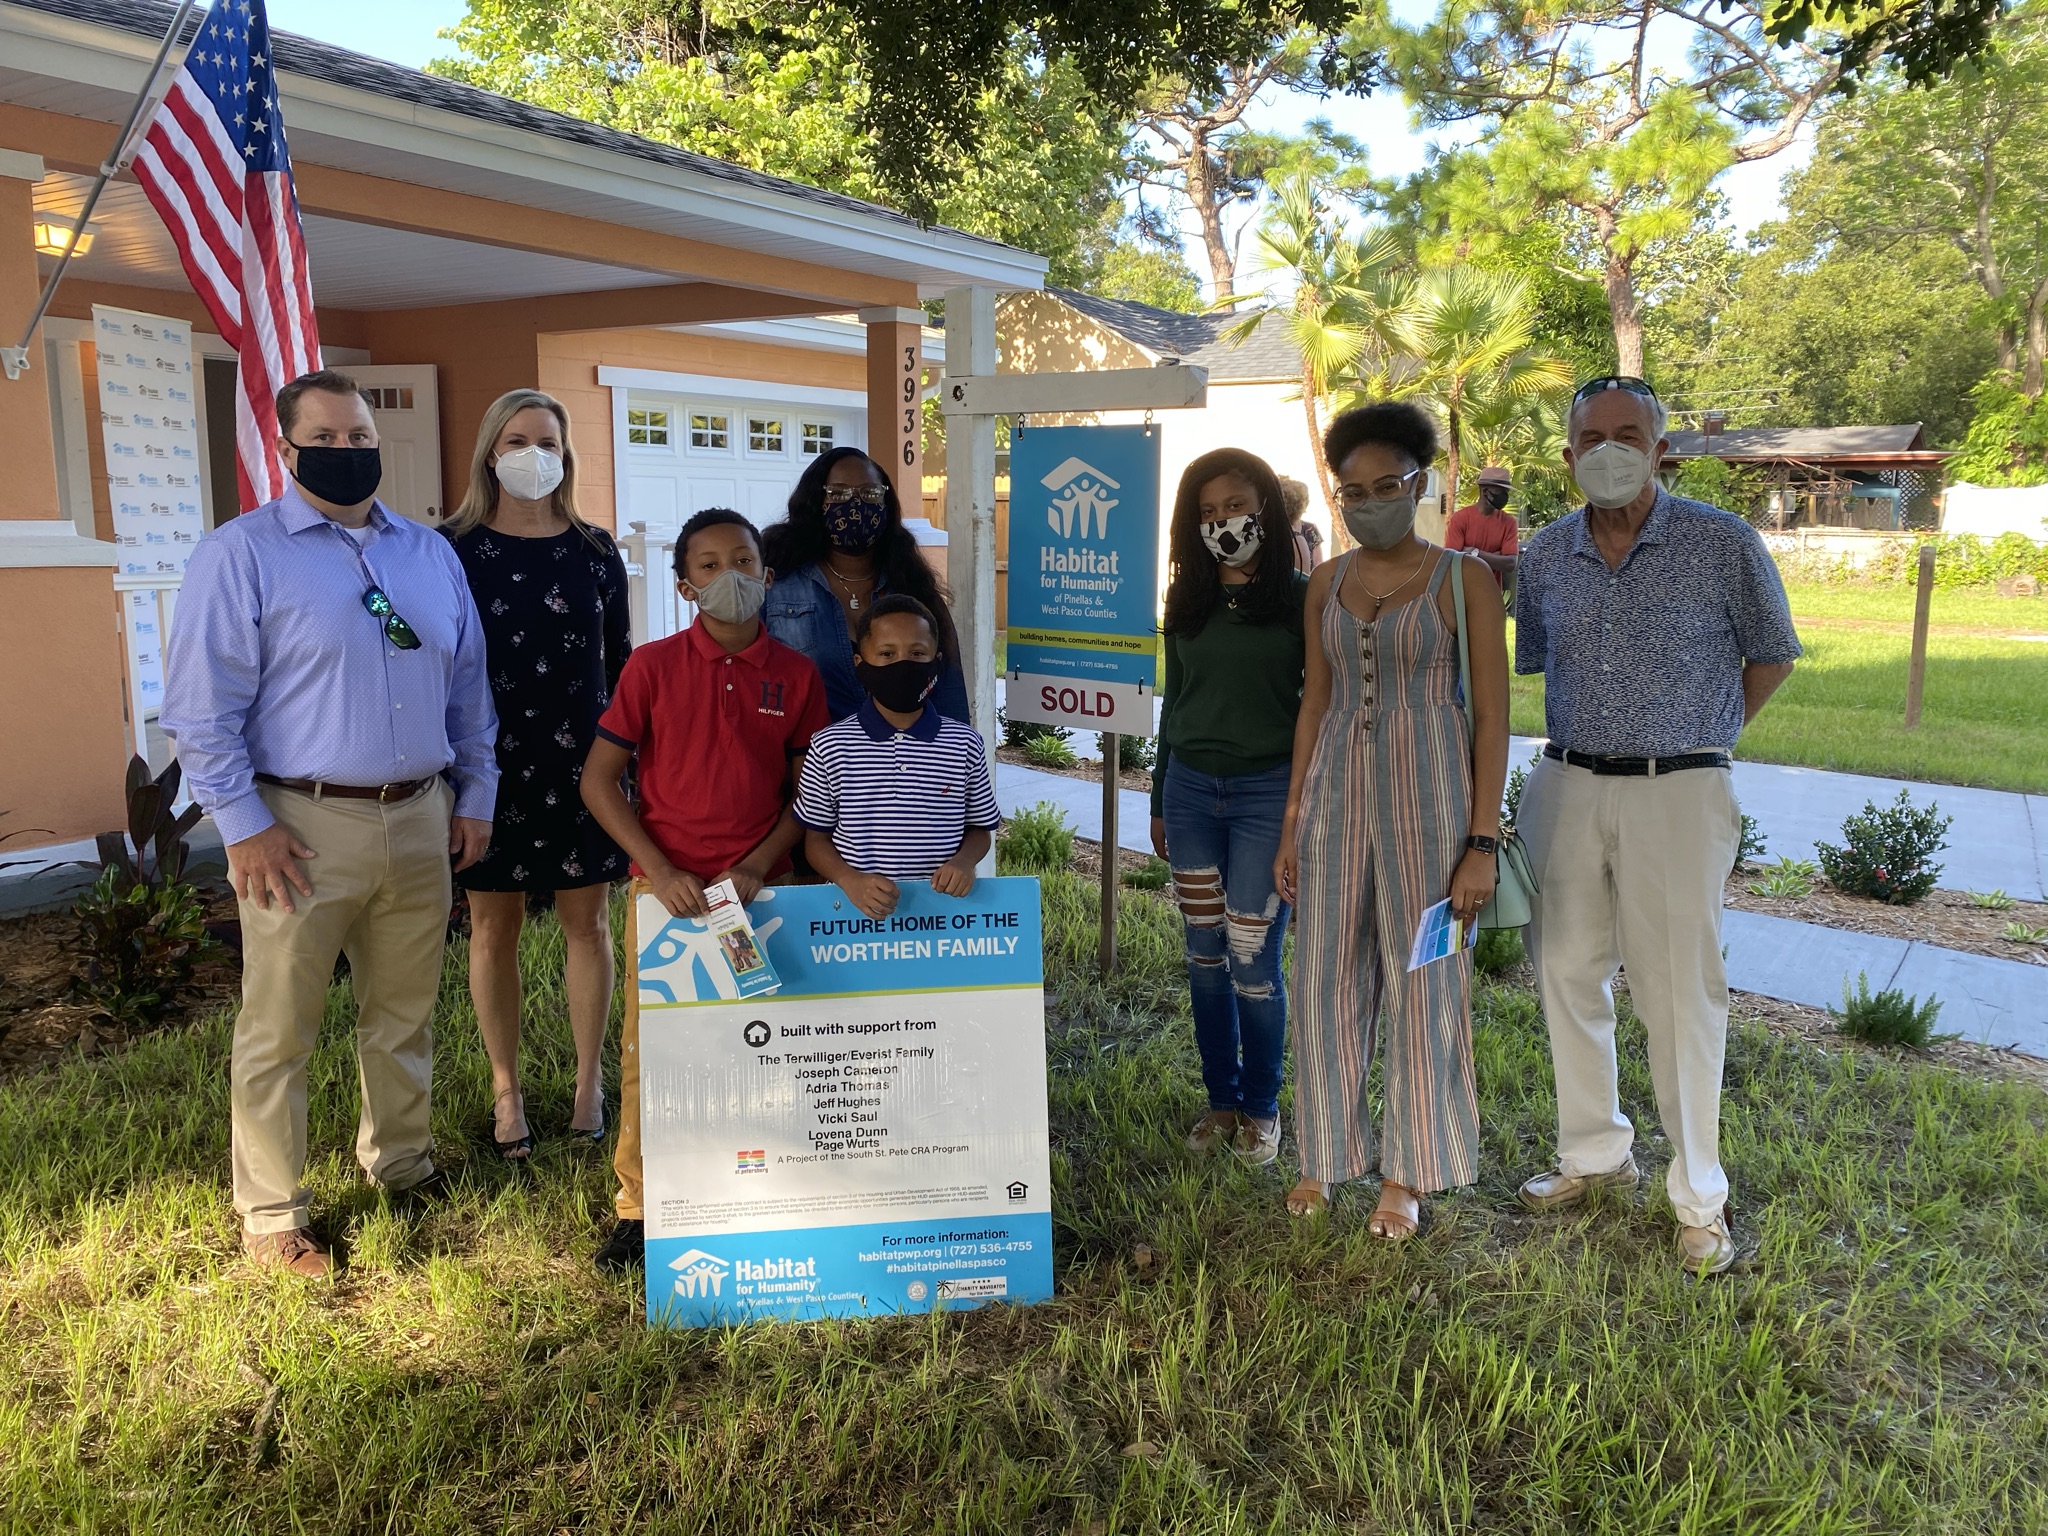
1475,926,1525,976
1746,857,1817,900
999,709,1069,752
1122,856,1171,891
1024,734,1079,770
1736,812,1767,871
1830,972,1948,1049
72,756,214,1030
1117,734,1155,773
1501,750,1542,829
2003,922,2048,944
1815,790,1951,905
1968,888,2016,910
997,802,1075,875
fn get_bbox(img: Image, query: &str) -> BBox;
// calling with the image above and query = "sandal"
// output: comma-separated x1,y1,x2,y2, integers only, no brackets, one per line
483,1089,533,1163
1366,1181,1421,1241
567,1095,607,1145
1285,1178,1332,1217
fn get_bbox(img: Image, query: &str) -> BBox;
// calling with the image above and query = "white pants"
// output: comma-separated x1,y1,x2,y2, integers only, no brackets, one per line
1519,756,1741,1228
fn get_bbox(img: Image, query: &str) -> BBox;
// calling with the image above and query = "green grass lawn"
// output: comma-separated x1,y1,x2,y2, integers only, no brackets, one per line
5,879,2048,1531
1507,584,2048,793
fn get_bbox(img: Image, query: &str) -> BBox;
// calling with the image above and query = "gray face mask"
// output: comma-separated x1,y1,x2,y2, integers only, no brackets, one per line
690,569,766,624
1342,495,1417,551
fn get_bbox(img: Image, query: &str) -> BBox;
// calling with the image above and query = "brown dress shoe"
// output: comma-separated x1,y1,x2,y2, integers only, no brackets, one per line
244,1227,335,1278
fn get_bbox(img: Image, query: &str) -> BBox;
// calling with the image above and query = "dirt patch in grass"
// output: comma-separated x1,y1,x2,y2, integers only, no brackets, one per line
1724,872,2048,965
0,886,242,1083
1067,836,1162,883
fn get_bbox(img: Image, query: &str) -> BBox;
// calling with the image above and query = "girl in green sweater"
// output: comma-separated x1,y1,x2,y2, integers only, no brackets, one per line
1150,448,1310,1167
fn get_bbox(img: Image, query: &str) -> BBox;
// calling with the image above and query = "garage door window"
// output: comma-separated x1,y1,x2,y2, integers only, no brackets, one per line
801,421,835,456
748,417,786,455
627,407,670,447
689,412,730,451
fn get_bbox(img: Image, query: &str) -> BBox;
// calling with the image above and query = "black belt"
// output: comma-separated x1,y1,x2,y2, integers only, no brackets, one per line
1543,744,1730,777
257,773,435,802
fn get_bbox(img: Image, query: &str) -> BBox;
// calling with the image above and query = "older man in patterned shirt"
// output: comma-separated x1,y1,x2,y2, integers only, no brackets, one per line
1512,377,1800,1277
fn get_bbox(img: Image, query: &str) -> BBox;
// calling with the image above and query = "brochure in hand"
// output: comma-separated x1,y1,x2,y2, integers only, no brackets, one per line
702,878,781,998
1406,897,1478,972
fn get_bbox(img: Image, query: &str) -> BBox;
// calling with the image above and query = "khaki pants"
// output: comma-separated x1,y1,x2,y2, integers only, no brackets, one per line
613,878,648,1221
1519,756,1741,1229
231,779,453,1233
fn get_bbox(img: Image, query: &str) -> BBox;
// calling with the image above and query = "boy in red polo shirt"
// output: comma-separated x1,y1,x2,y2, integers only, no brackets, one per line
581,507,827,1274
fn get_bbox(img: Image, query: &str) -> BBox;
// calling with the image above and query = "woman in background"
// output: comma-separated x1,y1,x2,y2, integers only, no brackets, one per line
761,447,967,723
444,389,630,1160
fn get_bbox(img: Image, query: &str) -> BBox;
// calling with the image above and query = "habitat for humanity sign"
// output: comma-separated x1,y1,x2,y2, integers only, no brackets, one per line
1004,423,1159,735
636,878,1052,1327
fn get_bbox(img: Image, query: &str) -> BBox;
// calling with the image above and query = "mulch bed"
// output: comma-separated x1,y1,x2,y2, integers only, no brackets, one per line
1723,872,2048,966
1068,837,1165,884
0,884,242,1083
995,745,1155,794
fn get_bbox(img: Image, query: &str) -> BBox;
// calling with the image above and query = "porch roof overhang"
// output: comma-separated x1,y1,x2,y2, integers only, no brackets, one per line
0,0,1047,311
1662,450,1954,469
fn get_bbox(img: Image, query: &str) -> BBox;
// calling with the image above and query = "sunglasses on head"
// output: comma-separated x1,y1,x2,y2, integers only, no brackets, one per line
1573,375,1659,406
361,585,422,650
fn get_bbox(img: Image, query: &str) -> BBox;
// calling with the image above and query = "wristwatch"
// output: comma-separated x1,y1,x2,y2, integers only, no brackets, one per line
1466,835,1498,856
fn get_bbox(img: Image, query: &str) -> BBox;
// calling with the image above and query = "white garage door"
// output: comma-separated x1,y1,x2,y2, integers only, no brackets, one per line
624,388,855,537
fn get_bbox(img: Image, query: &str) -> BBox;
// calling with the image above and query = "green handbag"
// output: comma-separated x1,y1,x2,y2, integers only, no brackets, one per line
1450,554,1539,931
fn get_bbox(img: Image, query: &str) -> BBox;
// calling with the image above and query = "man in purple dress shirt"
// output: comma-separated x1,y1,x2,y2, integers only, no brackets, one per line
163,370,498,1277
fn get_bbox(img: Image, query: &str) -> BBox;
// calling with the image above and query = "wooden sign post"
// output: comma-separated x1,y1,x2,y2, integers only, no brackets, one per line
1903,542,1935,730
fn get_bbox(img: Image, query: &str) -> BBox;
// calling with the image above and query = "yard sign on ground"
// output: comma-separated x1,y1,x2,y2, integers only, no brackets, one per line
1004,424,1161,737
635,878,1052,1327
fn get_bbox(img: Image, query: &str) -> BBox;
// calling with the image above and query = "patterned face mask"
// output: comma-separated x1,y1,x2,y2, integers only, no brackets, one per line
1200,513,1263,568
823,489,889,552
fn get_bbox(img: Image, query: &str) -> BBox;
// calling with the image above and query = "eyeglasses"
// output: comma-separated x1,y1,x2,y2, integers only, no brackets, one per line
1572,375,1659,405
822,486,888,510
361,586,421,650
1335,467,1425,510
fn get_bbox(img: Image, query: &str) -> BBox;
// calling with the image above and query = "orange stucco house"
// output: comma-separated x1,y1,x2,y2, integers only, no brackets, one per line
0,0,1041,857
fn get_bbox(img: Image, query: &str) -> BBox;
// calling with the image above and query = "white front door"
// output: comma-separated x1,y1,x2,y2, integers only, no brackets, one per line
355,364,444,525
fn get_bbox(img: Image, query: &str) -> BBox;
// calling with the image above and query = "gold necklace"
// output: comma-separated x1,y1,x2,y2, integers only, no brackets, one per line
1352,545,1428,617
823,558,875,610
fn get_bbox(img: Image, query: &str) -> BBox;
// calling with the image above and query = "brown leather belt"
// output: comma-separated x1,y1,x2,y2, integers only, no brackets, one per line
256,772,434,803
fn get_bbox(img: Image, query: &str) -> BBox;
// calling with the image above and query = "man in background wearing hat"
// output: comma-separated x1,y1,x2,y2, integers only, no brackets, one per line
1445,466,1518,588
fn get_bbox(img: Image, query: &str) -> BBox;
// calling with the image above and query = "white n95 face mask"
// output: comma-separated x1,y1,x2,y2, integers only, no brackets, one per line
495,445,565,503
1572,441,1652,509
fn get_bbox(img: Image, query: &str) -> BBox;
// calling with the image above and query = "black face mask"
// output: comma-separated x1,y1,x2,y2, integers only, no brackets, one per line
857,656,941,714
1480,485,1510,512
289,443,383,507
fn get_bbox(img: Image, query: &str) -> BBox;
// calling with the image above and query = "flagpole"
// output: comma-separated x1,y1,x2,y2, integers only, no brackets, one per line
1,0,202,382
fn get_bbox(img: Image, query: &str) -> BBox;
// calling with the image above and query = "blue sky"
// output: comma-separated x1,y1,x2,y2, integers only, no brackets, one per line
265,0,1802,283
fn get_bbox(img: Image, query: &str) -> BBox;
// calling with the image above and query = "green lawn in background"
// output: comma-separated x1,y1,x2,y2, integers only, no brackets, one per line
4,880,2047,1531
1507,584,2048,793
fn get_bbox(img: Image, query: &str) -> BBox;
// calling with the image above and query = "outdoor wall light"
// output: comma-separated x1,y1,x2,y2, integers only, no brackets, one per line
32,220,93,257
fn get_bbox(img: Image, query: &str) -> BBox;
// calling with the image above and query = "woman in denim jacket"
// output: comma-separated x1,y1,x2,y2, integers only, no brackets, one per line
761,447,969,722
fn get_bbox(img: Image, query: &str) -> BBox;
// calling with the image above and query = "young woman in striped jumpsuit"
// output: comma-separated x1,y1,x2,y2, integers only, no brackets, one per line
1274,403,1510,1237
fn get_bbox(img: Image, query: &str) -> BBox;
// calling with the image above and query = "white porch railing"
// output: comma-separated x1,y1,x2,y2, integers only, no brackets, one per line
618,520,696,646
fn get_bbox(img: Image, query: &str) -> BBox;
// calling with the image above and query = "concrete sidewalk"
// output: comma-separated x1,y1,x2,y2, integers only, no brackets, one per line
1002,670,2046,901
995,756,2048,1060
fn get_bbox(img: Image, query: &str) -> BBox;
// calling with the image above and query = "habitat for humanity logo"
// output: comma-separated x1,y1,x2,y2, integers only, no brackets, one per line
1041,457,1120,540
669,1247,732,1299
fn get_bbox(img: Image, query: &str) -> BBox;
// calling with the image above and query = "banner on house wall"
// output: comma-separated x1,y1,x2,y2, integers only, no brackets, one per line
93,306,206,723
1003,423,1161,735
636,878,1052,1328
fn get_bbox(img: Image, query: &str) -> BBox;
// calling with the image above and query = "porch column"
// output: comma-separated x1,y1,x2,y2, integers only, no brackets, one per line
0,151,129,846
858,306,924,500
942,287,999,763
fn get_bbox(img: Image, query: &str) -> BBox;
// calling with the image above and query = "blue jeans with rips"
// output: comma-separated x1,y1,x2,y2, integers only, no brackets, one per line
1160,757,1292,1122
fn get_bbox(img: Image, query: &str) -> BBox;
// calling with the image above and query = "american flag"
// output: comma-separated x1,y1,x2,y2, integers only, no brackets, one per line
131,0,320,511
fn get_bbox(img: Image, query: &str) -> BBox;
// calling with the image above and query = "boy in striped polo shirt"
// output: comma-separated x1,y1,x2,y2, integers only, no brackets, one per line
796,595,1001,918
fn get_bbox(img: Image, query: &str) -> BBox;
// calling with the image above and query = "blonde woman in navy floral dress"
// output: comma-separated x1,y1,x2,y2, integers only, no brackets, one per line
444,390,630,1160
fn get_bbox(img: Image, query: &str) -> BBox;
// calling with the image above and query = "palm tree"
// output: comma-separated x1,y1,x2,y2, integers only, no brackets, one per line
1370,267,1574,509
1223,174,1408,520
